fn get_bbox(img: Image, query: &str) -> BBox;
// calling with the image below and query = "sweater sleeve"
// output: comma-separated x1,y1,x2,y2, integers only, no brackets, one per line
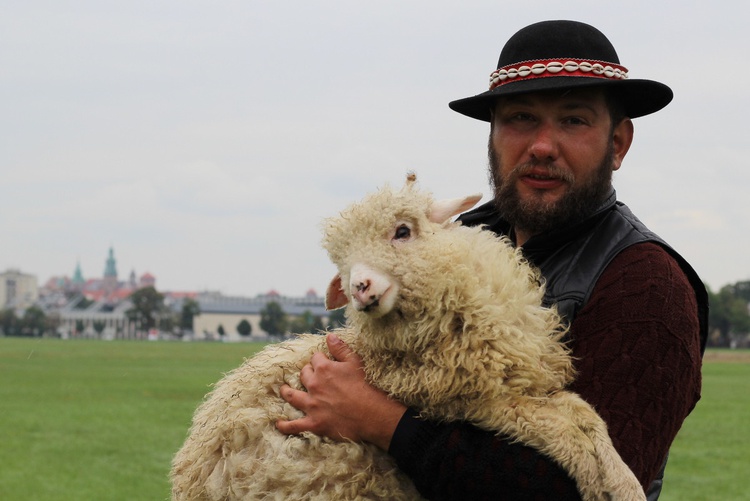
387,243,702,499
567,242,703,487
389,408,582,500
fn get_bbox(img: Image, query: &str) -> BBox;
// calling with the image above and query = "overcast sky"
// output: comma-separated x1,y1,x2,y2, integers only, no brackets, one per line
2,1,748,297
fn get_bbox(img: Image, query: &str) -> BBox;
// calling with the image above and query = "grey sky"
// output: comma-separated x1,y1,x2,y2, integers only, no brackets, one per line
2,1,748,296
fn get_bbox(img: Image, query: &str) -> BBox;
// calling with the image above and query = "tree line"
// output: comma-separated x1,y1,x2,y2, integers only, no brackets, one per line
123,287,344,338
708,280,750,347
0,286,345,339
2,282,749,346
215,298,346,338
0,304,54,337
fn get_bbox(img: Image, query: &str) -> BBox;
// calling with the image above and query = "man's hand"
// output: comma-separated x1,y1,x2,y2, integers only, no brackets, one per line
276,332,406,451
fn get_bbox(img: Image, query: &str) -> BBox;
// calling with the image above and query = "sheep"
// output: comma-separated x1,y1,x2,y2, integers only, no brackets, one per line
170,173,645,501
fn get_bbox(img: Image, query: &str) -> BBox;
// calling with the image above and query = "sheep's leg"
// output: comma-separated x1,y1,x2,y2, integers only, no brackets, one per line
488,392,645,501
550,392,646,501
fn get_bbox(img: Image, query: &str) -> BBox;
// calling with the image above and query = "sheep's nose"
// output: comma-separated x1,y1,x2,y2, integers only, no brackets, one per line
352,280,378,307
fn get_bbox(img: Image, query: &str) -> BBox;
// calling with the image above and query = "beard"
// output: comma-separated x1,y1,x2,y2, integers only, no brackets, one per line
488,139,615,236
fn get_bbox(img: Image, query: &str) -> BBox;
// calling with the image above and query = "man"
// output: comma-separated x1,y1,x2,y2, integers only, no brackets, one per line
277,20,708,500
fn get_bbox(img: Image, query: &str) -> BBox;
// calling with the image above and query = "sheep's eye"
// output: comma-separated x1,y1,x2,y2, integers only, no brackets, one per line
394,224,411,241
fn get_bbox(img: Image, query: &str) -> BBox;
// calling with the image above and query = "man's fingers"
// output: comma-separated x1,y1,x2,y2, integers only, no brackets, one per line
299,363,313,385
277,385,317,435
309,352,329,370
276,415,314,435
327,333,357,362
279,384,310,409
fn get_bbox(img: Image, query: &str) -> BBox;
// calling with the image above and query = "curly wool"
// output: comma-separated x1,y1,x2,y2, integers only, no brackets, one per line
171,333,420,501
171,175,645,501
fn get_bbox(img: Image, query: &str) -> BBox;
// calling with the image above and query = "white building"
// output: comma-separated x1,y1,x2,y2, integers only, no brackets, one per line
192,289,328,341
0,268,38,310
56,296,138,339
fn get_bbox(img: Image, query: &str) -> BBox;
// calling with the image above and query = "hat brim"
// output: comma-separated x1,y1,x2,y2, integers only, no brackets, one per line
448,76,673,122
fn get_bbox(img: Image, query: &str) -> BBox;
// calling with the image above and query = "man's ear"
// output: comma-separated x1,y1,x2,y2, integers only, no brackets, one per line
612,118,634,171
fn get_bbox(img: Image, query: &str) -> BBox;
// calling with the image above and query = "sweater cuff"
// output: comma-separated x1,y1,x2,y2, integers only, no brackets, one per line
388,407,446,468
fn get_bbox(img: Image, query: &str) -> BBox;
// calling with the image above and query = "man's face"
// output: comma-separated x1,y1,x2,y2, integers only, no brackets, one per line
488,88,632,239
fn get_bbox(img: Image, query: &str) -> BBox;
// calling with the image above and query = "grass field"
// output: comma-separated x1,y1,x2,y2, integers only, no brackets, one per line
661,349,750,501
1,338,748,500
0,338,265,501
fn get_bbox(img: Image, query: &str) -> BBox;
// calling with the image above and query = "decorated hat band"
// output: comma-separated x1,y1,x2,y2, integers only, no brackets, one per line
489,59,629,91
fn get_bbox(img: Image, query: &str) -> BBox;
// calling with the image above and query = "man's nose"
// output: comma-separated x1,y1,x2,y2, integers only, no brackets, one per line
528,122,559,161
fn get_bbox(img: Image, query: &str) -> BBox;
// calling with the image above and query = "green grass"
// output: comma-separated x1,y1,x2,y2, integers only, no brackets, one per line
0,340,747,500
0,337,265,501
661,350,750,501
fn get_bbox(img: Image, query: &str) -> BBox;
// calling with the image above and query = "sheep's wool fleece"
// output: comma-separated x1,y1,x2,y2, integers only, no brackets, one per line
171,334,419,500
171,175,645,501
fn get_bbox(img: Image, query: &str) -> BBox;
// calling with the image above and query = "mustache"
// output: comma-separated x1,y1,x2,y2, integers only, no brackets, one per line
509,161,575,184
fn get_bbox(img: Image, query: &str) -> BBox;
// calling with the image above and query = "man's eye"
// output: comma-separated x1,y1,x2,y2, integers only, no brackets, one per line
565,117,585,125
510,113,534,122
394,224,411,240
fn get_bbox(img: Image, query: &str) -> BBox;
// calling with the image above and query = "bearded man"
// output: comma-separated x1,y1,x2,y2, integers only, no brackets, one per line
278,20,708,501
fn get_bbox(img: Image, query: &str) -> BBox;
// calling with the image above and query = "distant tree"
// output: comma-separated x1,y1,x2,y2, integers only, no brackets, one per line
708,283,750,347
724,280,750,303
327,308,347,329
74,295,94,310
75,319,85,336
45,311,61,338
289,310,325,335
159,314,174,334
32,314,43,335
0,308,19,336
260,301,288,337
19,306,46,337
237,319,252,337
179,298,201,332
126,286,165,333
217,324,226,338
92,320,106,338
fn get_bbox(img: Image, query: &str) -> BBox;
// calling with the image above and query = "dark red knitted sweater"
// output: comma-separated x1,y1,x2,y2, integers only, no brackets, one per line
388,242,703,500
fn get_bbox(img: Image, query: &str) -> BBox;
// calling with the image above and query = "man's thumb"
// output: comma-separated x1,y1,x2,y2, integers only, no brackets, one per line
327,332,352,361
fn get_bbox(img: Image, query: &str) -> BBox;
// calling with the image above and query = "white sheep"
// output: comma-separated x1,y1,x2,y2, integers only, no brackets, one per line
170,173,645,501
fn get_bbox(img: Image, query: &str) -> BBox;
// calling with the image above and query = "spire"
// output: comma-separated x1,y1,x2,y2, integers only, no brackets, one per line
72,260,85,285
104,247,118,278
102,247,119,295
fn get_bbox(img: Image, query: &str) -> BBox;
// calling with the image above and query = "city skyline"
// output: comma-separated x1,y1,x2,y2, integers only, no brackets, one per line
24,246,317,298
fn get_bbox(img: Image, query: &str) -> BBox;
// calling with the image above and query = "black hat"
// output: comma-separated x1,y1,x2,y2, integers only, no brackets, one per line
449,20,673,121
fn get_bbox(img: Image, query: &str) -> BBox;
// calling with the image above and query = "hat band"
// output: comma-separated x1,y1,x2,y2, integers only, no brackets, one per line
489,59,629,90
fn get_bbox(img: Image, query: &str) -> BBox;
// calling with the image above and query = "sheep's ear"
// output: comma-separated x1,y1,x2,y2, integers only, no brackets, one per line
325,274,349,310
428,194,483,224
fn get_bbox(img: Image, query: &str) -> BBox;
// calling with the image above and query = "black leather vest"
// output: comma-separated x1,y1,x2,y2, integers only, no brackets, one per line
458,191,708,500
458,190,708,352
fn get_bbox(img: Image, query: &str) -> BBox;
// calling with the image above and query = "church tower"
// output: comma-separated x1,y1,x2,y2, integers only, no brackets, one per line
103,247,118,294
72,260,85,291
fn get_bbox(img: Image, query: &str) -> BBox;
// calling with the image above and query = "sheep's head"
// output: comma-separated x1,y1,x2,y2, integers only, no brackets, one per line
322,174,482,344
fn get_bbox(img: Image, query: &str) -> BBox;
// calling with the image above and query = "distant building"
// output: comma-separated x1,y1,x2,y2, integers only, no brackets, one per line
56,296,138,340
72,261,85,291
37,248,160,339
140,272,155,288
0,268,38,309
192,288,328,341
31,247,327,341
102,246,118,294
43,247,156,303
